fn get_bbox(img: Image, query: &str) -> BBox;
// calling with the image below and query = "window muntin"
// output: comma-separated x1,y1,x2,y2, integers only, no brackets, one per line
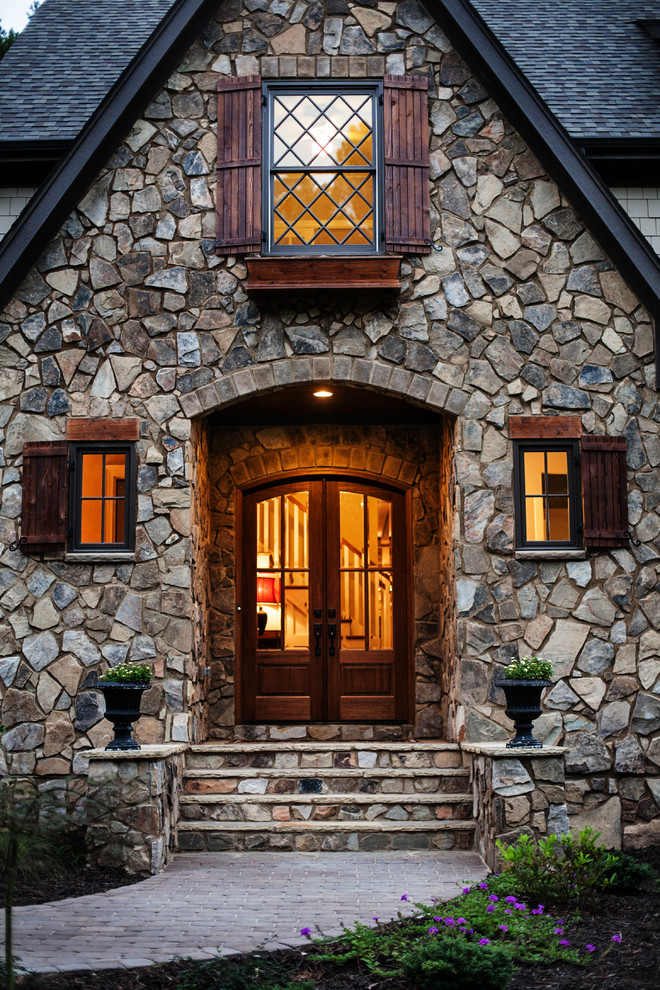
514,440,581,548
70,443,136,552
265,82,382,254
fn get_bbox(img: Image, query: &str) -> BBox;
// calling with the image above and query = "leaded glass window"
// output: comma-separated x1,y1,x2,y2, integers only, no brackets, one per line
264,82,382,254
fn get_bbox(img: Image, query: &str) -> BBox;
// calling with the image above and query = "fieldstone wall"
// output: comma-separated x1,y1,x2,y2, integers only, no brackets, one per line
464,742,569,869
84,744,186,874
0,0,658,839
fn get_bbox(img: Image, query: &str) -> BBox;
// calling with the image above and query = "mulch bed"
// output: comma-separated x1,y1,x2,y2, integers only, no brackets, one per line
7,849,660,990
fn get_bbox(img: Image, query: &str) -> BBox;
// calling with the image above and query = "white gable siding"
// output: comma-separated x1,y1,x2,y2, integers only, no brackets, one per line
611,186,660,255
0,187,36,240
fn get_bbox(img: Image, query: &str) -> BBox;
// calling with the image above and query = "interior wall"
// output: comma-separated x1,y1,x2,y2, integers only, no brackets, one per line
199,417,454,740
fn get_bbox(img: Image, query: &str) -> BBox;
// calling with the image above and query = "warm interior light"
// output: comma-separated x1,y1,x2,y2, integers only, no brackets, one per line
313,389,333,398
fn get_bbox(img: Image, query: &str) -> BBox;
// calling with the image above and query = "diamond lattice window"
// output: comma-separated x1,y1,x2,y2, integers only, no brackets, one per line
266,84,381,253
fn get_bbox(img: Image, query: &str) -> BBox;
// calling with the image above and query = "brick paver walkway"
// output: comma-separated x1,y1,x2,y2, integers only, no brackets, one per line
10,851,487,974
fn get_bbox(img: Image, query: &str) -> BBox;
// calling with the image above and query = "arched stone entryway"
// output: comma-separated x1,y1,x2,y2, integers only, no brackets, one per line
186,362,460,744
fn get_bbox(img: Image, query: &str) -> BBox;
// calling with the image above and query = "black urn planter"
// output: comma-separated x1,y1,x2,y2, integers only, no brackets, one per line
99,682,147,751
501,679,550,749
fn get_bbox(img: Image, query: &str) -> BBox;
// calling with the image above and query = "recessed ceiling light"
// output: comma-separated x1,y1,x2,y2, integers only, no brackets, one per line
313,389,333,398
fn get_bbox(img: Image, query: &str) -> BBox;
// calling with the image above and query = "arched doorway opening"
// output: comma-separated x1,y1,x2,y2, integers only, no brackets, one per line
190,382,457,742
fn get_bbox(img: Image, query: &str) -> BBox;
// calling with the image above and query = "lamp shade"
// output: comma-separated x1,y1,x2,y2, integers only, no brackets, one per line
256,575,280,604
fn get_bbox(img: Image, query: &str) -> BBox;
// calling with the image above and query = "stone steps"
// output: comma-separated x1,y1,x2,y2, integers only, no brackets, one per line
178,740,476,853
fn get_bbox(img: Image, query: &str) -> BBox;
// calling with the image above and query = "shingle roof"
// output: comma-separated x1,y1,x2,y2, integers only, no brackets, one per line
0,0,178,142
471,0,660,139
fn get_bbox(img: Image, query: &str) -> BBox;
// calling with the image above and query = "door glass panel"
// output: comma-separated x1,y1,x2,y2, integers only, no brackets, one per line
367,497,392,567
340,491,364,566
284,492,308,568
341,570,365,650
257,496,281,569
284,572,309,650
369,571,393,650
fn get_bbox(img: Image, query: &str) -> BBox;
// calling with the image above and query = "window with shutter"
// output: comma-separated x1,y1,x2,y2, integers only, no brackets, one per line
217,74,431,287
511,417,630,551
19,420,139,556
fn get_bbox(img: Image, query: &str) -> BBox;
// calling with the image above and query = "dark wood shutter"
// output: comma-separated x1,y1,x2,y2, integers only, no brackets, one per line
21,441,68,553
216,75,262,255
383,75,431,255
581,435,629,548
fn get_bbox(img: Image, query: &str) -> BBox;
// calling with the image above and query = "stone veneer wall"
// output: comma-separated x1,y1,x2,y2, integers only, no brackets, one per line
202,420,452,738
0,0,658,841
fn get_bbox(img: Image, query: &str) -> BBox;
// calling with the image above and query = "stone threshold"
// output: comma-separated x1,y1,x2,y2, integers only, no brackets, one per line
461,742,568,757
178,820,475,832
181,792,472,805
185,767,468,777
189,741,460,752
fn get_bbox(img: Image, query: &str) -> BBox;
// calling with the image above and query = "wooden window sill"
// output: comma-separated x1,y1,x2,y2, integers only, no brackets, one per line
246,255,402,292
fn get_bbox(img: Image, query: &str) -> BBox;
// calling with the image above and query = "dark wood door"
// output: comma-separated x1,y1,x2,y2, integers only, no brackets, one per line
240,477,410,723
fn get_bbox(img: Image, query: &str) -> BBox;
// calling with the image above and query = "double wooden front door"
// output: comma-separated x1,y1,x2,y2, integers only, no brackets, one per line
239,477,410,722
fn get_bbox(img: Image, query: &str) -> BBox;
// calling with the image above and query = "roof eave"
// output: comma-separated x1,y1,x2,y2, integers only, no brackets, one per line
0,0,219,312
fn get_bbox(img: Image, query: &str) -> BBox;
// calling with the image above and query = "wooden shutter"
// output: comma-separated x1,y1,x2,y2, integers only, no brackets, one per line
216,75,262,255
383,75,431,255
21,441,68,553
581,435,629,547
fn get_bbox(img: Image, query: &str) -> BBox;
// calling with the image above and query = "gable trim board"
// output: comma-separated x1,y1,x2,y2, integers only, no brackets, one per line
0,0,659,385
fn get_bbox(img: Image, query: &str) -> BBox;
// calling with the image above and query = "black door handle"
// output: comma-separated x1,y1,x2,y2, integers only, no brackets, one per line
328,623,336,656
314,623,322,657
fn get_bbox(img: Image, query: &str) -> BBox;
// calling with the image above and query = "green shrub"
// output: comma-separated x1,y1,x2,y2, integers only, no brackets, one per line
503,655,553,680
400,936,513,990
603,850,658,891
496,827,619,910
98,662,152,684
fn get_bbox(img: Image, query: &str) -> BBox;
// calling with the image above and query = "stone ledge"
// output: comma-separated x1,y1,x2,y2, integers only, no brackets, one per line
87,743,189,761
65,552,137,562
461,742,568,757
189,741,461,752
514,550,587,560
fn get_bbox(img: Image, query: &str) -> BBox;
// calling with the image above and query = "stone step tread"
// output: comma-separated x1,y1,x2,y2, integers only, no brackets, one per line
178,820,475,832
181,792,473,805
183,767,469,778
189,742,460,753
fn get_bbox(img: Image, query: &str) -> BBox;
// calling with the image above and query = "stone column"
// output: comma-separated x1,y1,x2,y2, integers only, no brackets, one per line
84,743,188,874
462,742,569,869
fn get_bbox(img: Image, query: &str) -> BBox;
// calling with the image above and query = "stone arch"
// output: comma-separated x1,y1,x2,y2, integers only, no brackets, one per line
179,355,469,422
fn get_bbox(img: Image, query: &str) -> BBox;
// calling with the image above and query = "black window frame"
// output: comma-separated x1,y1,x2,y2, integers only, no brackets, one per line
68,442,137,553
513,439,583,550
262,79,384,257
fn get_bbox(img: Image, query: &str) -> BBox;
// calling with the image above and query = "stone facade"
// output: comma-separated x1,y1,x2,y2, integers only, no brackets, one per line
0,0,659,847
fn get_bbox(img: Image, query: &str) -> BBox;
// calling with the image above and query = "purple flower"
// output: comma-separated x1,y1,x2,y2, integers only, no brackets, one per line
300,928,312,937
462,886,471,894
478,882,489,890
505,896,517,904
372,917,379,922
400,894,409,902
444,918,456,927
515,902,526,911
456,918,467,925
554,929,564,935
504,910,512,915
486,905,495,914
428,926,439,935
585,945,596,953
499,925,508,932
479,938,491,946
559,940,571,947
489,894,499,902
612,934,622,944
